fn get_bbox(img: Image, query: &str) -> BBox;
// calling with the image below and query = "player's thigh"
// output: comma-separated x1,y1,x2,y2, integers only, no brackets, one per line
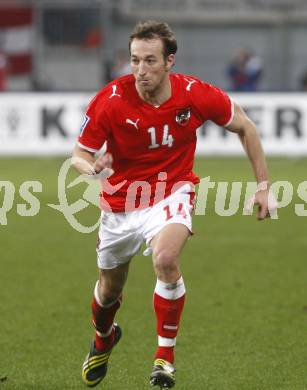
143,183,194,258
150,222,190,260
97,212,142,269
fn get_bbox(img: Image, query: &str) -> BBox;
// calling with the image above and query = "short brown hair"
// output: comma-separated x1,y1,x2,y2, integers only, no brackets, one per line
129,20,177,59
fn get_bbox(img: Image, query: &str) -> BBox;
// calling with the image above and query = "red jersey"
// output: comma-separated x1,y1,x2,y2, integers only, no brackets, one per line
78,73,233,212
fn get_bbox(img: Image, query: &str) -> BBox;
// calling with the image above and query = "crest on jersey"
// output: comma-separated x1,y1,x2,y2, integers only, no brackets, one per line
175,108,191,127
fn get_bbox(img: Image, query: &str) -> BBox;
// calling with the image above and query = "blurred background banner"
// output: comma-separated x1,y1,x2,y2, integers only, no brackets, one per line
0,0,306,156
0,93,306,156
0,92,92,155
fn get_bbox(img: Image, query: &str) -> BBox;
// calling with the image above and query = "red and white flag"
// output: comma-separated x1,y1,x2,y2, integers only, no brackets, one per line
0,5,33,74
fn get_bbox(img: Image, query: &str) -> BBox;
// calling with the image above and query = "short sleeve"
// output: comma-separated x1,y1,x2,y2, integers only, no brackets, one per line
191,80,233,127
78,93,110,153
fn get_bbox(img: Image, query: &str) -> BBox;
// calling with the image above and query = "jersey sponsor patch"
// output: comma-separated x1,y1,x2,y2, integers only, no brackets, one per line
175,107,191,126
79,114,90,136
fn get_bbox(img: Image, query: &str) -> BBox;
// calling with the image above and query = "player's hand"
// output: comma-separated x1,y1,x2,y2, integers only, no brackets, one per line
90,153,114,180
245,188,278,220
254,189,270,220
93,152,113,174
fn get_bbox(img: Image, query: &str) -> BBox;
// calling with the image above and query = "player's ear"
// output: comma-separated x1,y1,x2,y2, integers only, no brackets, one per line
166,54,175,70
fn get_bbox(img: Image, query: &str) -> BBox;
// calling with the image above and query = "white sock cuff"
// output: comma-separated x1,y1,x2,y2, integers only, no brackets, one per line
155,276,185,300
94,281,103,307
94,281,120,308
158,336,177,347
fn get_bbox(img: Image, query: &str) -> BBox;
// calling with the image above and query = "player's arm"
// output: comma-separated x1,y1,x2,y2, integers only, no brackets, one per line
72,145,113,177
225,102,271,220
226,102,268,184
72,90,113,177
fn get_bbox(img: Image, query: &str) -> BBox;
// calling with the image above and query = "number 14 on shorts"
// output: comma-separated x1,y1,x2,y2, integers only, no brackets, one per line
163,203,187,221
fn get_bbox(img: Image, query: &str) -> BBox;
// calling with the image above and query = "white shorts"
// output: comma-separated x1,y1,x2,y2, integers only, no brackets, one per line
96,184,194,269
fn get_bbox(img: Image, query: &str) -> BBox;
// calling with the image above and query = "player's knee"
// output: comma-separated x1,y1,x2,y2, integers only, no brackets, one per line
153,248,179,274
97,280,122,305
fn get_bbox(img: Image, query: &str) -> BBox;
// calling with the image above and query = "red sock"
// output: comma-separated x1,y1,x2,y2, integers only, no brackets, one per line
91,281,122,351
153,277,186,364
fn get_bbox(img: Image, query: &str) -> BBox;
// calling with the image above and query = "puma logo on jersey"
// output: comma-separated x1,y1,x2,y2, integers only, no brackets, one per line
126,118,140,130
184,78,196,91
109,85,121,98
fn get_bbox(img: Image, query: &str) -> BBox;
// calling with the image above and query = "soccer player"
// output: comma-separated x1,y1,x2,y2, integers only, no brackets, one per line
73,21,272,388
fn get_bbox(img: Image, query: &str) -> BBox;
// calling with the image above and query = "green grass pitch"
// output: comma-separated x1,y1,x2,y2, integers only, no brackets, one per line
0,157,306,389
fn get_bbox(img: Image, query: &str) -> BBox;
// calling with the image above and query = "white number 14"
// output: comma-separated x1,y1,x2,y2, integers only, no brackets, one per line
148,125,174,149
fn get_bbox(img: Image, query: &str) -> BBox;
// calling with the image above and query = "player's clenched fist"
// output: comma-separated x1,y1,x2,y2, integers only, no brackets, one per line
72,145,114,179
92,153,114,180
93,153,113,173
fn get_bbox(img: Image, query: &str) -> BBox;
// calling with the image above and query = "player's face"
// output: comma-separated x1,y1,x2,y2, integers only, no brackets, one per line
130,38,174,93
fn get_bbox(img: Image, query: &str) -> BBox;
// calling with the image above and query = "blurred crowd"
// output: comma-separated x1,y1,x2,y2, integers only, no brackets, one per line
227,48,263,92
1,44,307,93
